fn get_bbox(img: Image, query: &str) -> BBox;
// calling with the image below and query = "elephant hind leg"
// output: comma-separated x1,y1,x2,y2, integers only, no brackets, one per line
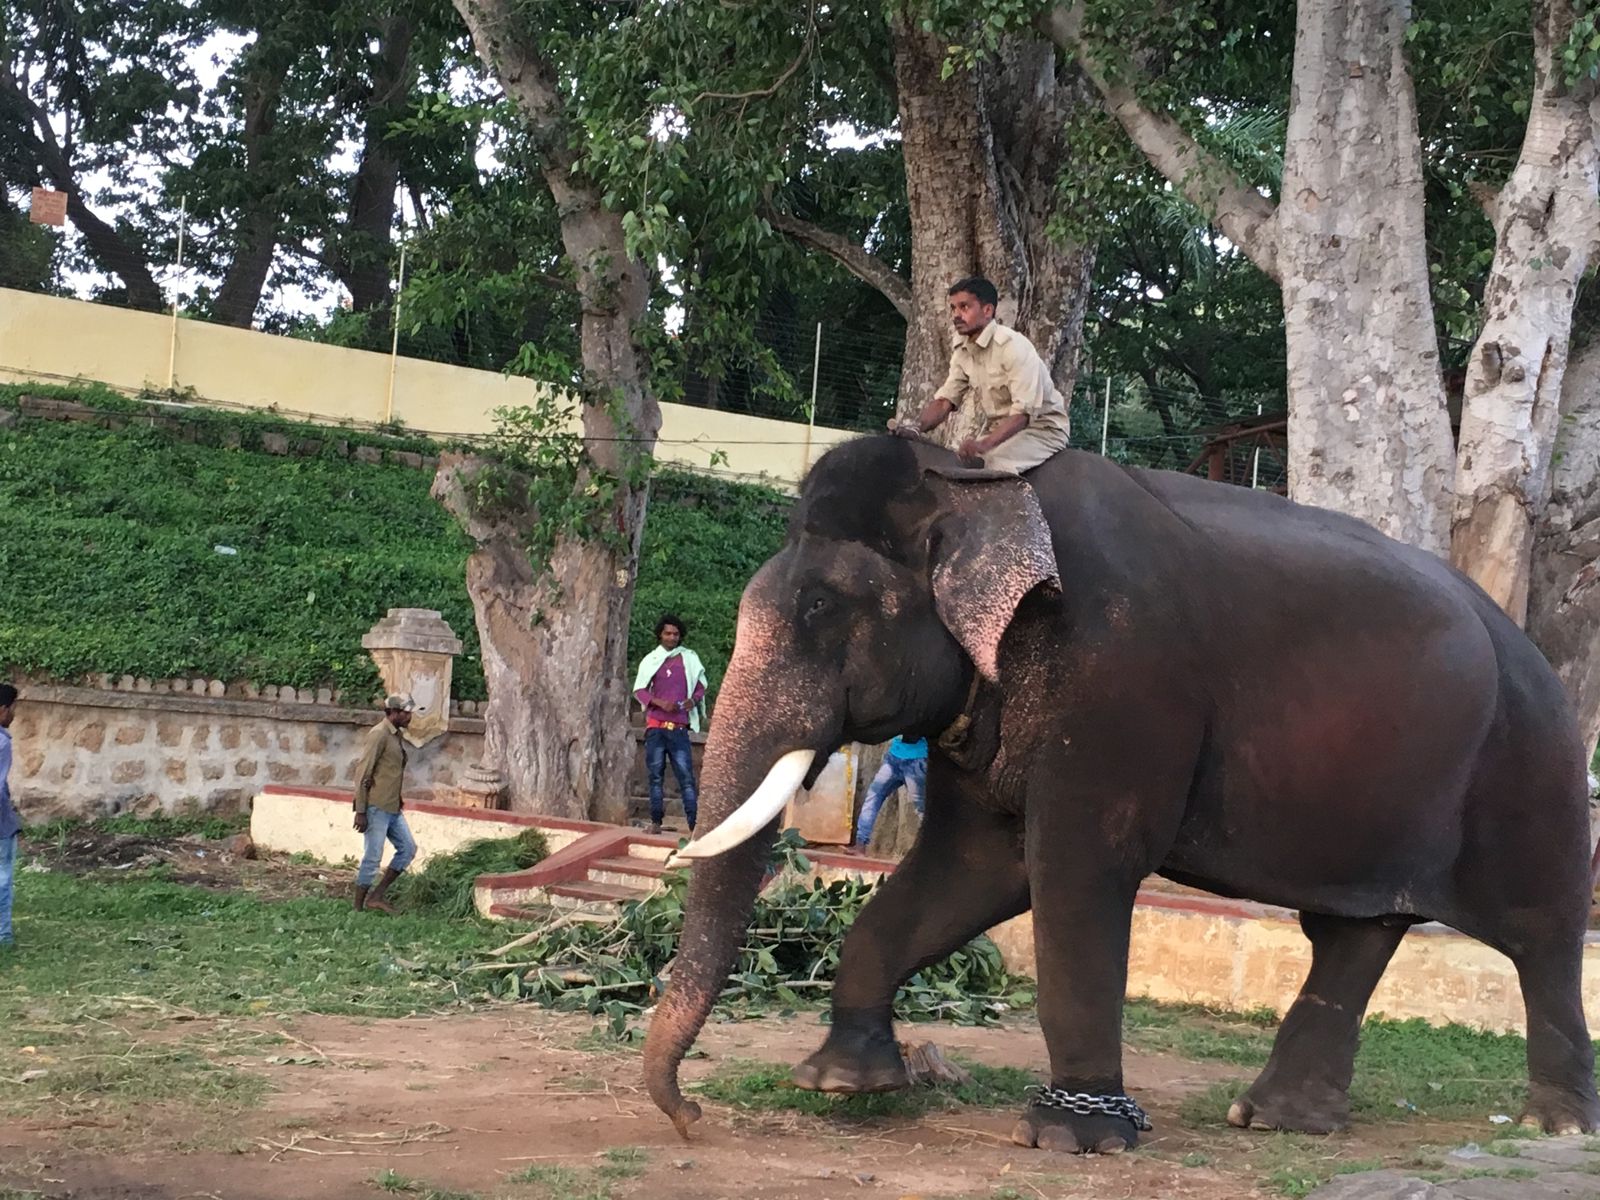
1513,934,1600,1133
1229,912,1408,1134
792,777,1028,1095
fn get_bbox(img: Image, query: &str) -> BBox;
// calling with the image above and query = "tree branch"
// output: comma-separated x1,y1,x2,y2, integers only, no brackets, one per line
0,61,164,309
762,205,912,319
692,0,816,104
1041,3,1280,282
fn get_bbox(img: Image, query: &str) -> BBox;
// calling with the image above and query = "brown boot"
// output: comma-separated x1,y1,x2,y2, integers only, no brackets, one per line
364,866,401,914
352,883,370,911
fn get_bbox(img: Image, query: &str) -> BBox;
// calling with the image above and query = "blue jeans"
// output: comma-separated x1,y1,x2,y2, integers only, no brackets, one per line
357,810,417,887
645,727,698,829
855,755,927,849
0,833,15,945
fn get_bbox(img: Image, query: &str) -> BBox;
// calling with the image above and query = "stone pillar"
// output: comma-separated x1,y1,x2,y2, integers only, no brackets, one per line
361,608,463,748
457,763,506,810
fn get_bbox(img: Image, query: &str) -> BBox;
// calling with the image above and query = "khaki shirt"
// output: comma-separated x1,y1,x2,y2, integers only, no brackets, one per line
353,719,407,814
934,322,1071,439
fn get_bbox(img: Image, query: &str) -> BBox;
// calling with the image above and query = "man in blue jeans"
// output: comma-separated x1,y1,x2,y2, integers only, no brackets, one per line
0,682,18,949
632,614,707,834
850,735,928,854
351,693,419,913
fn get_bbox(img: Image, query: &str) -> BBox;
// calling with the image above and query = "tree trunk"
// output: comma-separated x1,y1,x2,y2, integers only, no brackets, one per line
339,15,415,315
432,462,645,820
1528,335,1600,761
64,193,166,312
1450,3,1600,623
451,0,660,818
1277,0,1456,555
891,10,1093,446
0,63,165,312
211,54,290,328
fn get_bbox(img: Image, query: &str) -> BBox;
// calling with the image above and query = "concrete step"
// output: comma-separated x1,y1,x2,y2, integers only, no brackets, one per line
627,840,675,862
486,902,615,925
590,854,671,880
545,879,654,915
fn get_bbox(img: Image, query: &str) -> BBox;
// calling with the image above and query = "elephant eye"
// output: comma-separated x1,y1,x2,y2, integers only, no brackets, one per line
803,593,830,619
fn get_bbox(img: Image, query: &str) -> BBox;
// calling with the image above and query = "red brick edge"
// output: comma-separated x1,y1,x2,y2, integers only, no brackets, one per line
267,786,1553,939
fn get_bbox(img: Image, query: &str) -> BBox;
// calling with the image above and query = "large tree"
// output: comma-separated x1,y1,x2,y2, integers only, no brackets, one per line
436,0,659,819
1045,0,1600,754
0,0,201,310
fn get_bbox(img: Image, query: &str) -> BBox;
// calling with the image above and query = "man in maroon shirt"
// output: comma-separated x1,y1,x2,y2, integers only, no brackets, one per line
632,614,708,833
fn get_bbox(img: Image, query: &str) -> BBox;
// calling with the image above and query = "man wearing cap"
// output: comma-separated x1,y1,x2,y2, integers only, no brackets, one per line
351,693,419,913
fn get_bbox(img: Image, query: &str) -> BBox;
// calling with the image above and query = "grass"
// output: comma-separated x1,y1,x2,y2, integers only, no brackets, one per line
1349,1017,1534,1119
691,1057,1040,1121
0,848,515,1149
372,1170,481,1200
0,383,792,704
395,829,549,919
27,812,250,843
505,1149,648,1199
5,837,1593,1190
4,867,508,1019
1123,998,1276,1066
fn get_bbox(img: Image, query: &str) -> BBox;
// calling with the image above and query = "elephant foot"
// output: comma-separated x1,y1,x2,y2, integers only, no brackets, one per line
1227,1084,1349,1134
791,1006,908,1094
1520,1081,1600,1135
1010,1105,1141,1155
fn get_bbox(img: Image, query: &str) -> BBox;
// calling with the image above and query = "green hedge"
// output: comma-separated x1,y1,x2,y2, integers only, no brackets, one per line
0,385,790,704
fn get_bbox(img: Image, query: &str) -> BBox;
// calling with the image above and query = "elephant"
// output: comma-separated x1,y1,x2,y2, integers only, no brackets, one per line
641,433,1600,1154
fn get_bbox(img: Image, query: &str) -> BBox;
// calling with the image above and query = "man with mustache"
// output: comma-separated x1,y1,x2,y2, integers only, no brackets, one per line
891,275,1071,473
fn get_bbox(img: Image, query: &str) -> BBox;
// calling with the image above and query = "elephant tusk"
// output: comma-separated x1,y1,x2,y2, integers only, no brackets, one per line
668,749,817,863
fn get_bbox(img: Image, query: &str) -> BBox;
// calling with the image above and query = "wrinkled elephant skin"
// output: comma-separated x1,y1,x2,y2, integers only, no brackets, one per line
642,435,1600,1153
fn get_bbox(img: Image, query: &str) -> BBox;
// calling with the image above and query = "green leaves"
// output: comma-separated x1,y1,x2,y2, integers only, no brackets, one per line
474,831,1034,1035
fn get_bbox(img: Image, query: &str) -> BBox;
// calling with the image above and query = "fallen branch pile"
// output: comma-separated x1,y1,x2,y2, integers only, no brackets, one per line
457,835,1036,1039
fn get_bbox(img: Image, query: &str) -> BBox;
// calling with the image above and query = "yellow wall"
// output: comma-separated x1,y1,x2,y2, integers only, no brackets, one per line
0,287,860,487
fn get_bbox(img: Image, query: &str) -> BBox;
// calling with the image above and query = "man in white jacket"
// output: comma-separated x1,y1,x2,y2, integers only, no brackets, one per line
632,614,707,834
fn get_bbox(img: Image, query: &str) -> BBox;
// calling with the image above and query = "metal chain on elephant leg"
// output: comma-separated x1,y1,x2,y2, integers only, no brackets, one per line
1025,1085,1153,1131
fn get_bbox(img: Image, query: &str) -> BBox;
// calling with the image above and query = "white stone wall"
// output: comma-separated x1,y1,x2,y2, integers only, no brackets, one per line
251,788,589,872
8,683,484,820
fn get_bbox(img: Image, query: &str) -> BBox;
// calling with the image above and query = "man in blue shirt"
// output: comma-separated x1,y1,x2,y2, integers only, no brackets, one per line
849,735,928,855
0,682,19,949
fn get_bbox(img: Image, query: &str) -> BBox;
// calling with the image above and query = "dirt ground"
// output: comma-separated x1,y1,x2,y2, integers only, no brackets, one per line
0,1006,1482,1200
27,825,342,900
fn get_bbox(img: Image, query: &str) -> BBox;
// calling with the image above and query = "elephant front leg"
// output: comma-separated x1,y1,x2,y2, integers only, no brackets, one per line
792,783,1028,1094
1012,863,1146,1154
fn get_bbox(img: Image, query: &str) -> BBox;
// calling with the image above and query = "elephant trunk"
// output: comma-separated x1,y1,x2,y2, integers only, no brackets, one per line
642,620,819,1136
642,814,775,1136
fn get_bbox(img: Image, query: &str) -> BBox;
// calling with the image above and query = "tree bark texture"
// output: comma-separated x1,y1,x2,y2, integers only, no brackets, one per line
1042,3,1280,280
432,459,644,821
1451,2,1600,623
211,53,291,328
1277,0,1456,555
339,15,416,315
451,0,660,818
890,10,1093,446
1528,336,1600,761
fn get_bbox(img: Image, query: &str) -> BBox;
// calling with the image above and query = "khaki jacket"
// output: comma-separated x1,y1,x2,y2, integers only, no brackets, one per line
934,322,1071,439
353,719,407,814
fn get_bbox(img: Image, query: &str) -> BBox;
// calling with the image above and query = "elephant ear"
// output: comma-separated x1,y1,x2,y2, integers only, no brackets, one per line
924,471,1061,681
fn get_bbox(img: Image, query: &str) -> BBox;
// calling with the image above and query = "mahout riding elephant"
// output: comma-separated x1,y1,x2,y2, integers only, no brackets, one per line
641,433,1599,1154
